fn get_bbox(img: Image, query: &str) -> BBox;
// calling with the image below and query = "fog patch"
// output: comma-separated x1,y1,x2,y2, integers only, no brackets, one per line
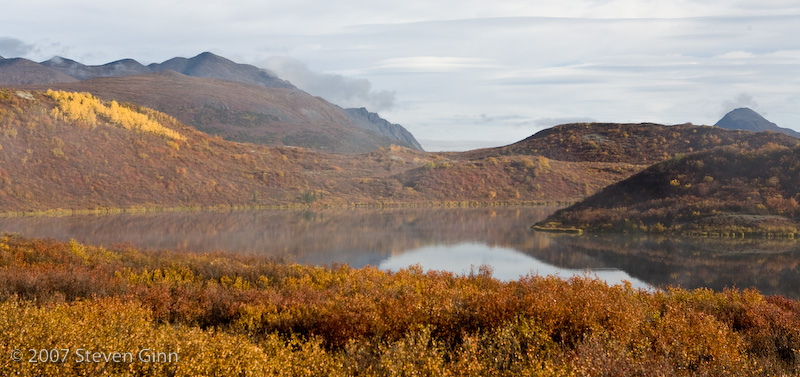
261,56,396,112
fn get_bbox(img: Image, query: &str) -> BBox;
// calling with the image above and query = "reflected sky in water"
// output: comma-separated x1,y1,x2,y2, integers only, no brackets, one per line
379,242,653,290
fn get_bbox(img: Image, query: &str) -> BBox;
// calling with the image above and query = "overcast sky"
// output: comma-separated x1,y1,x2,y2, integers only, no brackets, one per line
2,1,799,151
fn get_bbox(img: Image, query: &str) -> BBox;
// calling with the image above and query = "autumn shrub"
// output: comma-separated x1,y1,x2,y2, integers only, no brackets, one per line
45,90,185,141
0,298,274,377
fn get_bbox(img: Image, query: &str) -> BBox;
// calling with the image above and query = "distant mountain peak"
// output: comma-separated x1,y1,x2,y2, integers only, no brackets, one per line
715,107,800,138
193,51,225,61
42,56,83,67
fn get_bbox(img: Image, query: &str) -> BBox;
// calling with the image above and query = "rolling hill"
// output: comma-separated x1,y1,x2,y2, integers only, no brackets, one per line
534,143,800,236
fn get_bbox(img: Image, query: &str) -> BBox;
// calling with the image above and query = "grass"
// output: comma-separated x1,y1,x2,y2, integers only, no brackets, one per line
1,234,799,376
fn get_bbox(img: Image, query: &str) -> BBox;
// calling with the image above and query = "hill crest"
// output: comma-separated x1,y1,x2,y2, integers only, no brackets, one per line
465,122,800,164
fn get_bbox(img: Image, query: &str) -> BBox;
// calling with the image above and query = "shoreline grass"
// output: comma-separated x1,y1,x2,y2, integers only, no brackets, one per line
0,200,571,218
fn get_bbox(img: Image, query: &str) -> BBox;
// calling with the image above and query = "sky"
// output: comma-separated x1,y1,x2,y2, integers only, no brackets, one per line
2,1,800,151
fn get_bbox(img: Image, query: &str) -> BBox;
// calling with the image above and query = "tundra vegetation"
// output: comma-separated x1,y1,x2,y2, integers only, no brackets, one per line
1,235,799,376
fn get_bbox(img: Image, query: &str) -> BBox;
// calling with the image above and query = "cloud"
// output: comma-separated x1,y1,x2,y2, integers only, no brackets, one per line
371,56,500,73
720,93,759,116
260,56,396,111
0,37,34,57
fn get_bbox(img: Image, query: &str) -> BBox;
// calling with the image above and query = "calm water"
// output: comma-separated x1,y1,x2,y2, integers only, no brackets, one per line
1,206,799,298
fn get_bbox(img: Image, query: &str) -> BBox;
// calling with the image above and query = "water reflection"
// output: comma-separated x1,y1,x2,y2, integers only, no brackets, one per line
0,206,799,298
379,242,652,290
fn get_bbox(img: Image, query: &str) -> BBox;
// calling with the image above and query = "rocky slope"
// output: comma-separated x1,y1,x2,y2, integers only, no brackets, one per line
341,107,424,151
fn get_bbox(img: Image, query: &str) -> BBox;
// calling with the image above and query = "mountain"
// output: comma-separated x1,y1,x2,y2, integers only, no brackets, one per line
148,52,294,89
0,58,78,85
341,107,424,151
534,144,800,236
464,122,800,164
715,107,800,138
2,52,422,152
25,71,420,153
40,52,294,89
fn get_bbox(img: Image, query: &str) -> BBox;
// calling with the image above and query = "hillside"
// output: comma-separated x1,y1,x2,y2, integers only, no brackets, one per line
23,72,421,153
464,122,800,164
0,88,645,212
715,107,800,138
535,143,800,236
0,88,319,211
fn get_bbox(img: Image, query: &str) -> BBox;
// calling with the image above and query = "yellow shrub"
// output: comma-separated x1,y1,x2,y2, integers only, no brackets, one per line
45,90,185,141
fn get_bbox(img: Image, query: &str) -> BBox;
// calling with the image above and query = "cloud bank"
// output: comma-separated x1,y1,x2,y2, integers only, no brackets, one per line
0,37,34,57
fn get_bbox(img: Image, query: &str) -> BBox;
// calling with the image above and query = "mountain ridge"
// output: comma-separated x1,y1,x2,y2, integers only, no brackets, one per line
0,57,79,85
39,52,295,89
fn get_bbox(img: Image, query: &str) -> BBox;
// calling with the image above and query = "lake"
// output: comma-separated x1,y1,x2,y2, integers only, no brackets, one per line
1,206,799,298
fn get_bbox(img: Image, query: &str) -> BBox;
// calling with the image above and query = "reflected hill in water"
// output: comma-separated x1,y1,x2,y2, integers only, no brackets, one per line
539,234,800,298
0,207,560,266
1,206,799,298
